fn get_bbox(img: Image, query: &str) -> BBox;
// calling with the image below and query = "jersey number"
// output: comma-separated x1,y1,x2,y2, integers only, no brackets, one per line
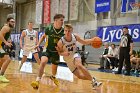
68,47,73,51
30,37,33,40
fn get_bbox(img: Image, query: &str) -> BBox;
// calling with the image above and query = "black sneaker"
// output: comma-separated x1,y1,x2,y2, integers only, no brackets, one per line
115,71,122,74
124,72,130,76
98,67,104,70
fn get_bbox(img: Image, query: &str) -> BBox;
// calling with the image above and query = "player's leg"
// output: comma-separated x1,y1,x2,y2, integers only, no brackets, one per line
0,54,11,83
73,67,88,80
72,53,102,88
0,58,3,70
18,55,27,70
31,55,48,89
49,53,60,86
18,48,30,70
33,52,41,65
72,64,102,89
50,64,59,86
74,57,92,80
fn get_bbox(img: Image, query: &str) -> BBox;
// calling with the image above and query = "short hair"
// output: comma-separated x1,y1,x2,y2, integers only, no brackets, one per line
7,17,14,22
104,42,109,46
111,43,116,47
123,26,128,29
28,21,33,25
53,14,65,21
64,24,73,30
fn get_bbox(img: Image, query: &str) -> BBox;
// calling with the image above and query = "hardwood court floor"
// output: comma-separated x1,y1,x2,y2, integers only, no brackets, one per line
0,61,140,93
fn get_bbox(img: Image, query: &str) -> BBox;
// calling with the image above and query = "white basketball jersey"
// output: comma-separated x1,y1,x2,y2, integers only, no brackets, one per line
24,29,37,48
61,34,77,61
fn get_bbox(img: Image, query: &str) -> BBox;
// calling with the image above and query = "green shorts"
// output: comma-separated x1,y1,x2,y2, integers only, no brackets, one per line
42,49,59,65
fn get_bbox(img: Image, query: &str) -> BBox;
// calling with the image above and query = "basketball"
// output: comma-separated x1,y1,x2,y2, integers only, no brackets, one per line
91,37,102,48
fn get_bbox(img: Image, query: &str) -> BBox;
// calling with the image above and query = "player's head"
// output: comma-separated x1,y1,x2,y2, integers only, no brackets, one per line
104,42,109,48
53,14,65,28
28,21,33,30
111,43,116,49
64,24,73,36
122,26,128,35
7,17,15,28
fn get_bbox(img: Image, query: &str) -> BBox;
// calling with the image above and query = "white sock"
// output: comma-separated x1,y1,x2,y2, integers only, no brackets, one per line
36,77,41,81
92,77,96,82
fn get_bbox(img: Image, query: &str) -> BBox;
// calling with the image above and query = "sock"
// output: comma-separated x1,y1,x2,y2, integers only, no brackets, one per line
92,77,96,82
36,77,41,81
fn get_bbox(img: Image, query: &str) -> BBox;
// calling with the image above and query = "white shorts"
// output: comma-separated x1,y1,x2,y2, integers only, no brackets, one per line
23,47,37,57
64,53,81,72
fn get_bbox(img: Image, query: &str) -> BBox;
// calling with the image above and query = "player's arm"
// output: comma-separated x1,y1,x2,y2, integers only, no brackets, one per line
37,27,49,46
0,26,11,47
37,33,46,46
74,34,93,45
56,40,69,56
35,31,39,45
20,31,26,49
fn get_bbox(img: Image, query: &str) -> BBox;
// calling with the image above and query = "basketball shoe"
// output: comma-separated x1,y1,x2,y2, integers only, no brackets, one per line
92,77,102,89
0,75,9,83
50,75,59,86
31,81,39,89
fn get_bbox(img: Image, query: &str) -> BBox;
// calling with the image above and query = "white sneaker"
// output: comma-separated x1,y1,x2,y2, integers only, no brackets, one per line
114,68,118,72
112,68,116,71
92,78,102,89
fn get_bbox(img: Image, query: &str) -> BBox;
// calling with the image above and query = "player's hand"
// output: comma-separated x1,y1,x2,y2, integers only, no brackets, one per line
55,46,63,53
90,37,95,44
5,42,12,47
37,47,40,51
34,44,39,49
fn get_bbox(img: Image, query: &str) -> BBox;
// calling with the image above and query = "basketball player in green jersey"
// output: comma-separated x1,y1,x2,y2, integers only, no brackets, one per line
0,17,15,83
31,14,65,89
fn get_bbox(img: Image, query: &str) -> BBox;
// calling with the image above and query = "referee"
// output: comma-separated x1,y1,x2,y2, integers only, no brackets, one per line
115,27,133,75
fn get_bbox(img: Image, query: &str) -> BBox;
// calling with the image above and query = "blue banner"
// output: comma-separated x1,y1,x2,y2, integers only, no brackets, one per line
95,0,111,13
121,0,136,13
128,0,136,11
97,24,140,42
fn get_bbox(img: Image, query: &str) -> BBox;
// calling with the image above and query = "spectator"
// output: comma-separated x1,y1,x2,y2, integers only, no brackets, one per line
130,53,140,74
98,42,110,70
107,44,119,70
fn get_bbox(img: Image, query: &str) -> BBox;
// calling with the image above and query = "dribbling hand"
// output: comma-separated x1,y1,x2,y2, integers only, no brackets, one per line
5,42,12,47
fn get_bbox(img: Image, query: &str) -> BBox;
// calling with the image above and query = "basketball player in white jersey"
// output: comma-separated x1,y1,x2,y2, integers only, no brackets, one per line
56,24,102,89
19,21,41,70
